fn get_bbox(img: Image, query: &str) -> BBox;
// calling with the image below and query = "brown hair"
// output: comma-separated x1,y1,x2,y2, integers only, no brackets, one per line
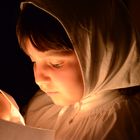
16,4,73,53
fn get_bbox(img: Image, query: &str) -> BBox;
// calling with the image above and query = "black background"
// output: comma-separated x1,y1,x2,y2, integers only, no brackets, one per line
0,1,38,110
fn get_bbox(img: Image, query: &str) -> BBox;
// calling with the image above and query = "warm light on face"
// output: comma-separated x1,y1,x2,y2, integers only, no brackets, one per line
26,39,84,106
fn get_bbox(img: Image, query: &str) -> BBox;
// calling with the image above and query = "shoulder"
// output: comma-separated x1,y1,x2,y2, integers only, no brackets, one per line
92,90,140,139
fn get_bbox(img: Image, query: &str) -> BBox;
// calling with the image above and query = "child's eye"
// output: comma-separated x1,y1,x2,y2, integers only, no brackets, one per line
51,62,63,68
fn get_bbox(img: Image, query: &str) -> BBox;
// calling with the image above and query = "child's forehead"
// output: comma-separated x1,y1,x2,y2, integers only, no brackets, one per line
27,46,74,62
29,48,73,57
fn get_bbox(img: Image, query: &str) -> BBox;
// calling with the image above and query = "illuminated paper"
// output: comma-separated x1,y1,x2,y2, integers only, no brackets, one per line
0,120,55,140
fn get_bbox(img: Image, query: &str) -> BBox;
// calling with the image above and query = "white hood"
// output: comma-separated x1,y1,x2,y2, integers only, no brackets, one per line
21,0,140,98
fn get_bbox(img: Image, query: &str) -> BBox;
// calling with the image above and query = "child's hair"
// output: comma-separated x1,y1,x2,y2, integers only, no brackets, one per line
16,4,73,52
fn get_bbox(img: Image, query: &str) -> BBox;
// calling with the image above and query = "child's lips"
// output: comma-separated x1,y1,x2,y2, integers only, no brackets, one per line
38,84,58,95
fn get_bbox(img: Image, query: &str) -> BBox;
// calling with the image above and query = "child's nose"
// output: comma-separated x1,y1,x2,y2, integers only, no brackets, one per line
33,64,51,83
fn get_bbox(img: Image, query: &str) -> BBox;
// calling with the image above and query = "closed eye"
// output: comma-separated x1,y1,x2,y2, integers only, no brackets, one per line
51,62,64,68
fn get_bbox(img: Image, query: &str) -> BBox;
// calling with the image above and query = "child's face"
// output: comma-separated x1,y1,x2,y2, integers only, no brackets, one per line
25,39,84,106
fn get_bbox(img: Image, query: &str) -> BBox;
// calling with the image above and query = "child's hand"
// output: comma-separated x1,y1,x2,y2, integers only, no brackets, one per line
0,92,11,121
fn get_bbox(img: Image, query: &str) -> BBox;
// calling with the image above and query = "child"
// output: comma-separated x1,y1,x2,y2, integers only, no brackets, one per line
12,0,140,139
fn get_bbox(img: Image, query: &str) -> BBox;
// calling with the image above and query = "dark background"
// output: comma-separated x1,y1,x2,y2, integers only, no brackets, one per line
0,0,140,110
0,1,38,111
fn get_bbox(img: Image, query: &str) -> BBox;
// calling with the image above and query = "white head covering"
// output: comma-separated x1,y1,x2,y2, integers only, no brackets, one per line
21,0,140,97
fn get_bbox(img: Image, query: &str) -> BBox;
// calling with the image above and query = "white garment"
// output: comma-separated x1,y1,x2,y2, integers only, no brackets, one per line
25,89,140,140
20,0,140,139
